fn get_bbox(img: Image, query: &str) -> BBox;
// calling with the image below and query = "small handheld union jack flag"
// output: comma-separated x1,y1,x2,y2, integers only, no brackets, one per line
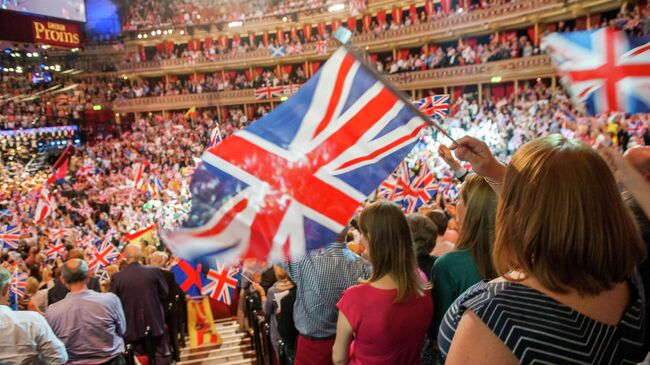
413,94,450,119
46,242,66,260
201,262,240,305
88,239,121,274
394,163,439,213
10,270,27,310
0,225,21,250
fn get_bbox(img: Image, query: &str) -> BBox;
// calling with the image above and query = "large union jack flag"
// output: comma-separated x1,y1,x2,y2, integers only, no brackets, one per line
163,48,427,263
413,94,450,119
542,29,650,115
201,262,240,305
0,225,21,250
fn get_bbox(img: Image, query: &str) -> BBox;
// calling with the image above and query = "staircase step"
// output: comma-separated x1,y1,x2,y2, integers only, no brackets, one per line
181,344,253,361
182,337,251,354
178,349,255,365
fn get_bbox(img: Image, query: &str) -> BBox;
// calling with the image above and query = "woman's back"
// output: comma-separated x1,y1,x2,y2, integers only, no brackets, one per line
439,278,646,364
337,282,433,365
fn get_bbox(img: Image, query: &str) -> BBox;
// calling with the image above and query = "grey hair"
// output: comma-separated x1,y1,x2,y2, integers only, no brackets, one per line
61,259,89,284
0,268,10,293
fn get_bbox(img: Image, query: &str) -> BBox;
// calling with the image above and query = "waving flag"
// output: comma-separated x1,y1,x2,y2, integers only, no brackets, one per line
151,175,165,195
133,163,145,189
0,225,21,250
542,29,650,115
201,262,240,305
46,242,66,260
46,145,73,185
35,185,53,224
208,126,222,148
164,47,427,264
170,259,204,298
88,239,121,274
376,174,398,200
255,86,285,100
10,270,27,310
413,94,450,119
394,164,439,213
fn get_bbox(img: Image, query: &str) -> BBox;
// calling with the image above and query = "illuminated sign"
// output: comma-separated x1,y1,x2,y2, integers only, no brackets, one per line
32,20,81,48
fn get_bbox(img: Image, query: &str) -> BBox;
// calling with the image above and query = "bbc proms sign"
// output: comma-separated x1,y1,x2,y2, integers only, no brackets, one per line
32,20,81,48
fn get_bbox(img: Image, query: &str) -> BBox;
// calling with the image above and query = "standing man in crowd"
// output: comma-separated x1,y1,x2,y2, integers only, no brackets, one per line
48,248,102,306
111,244,172,365
46,259,126,364
283,228,370,365
0,268,68,364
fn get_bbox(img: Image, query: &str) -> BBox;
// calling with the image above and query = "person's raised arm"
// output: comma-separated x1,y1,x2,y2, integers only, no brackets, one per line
449,136,506,196
600,146,650,219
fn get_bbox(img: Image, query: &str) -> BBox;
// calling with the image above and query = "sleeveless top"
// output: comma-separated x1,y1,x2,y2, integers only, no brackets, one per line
438,278,646,364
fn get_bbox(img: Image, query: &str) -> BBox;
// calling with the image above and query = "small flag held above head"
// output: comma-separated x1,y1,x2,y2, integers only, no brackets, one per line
413,94,450,119
10,270,27,310
170,259,205,298
88,239,121,274
35,184,53,224
542,28,650,115
0,225,21,250
208,125,222,149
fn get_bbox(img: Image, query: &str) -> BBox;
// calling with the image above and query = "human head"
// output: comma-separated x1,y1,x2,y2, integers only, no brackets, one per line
456,174,498,279
273,265,289,281
358,201,425,302
494,135,645,295
406,214,438,257
61,259,88,285
623,146,650,182
25,277,40,296
123,244,142,264
148,251,168,268
66,247,85,261
425,210,448,236
0,268,9,304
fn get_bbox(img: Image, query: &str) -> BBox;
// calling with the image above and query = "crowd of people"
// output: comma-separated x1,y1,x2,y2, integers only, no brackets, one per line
1,1,650,363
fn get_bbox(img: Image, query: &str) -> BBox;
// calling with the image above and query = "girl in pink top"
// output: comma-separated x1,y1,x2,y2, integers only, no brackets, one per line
333,201,433,365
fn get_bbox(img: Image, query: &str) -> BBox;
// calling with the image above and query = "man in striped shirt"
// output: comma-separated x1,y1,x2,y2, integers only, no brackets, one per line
284,228,371,365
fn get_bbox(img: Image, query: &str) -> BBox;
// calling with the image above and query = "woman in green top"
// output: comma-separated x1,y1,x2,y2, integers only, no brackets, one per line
430,174,498,340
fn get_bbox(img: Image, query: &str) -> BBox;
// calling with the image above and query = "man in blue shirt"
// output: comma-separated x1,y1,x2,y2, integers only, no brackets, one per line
46,259,127,365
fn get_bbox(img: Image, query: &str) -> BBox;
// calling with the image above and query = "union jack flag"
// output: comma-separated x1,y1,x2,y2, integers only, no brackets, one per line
88,238,121,273
163,48,427,263
208,125,222,148
46,242,66,260
0,225,20,250
394,163,438,213
413,94,450,119
254,86,285,100
133,163,145,189
10,270,27,298
201,262,240,305
376,173,398,200
542,29,650,115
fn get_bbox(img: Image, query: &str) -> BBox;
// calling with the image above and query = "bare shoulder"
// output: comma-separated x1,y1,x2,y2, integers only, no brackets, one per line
445,310,519,365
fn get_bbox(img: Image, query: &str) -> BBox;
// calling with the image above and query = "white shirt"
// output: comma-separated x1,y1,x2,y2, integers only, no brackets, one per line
0,305,67,365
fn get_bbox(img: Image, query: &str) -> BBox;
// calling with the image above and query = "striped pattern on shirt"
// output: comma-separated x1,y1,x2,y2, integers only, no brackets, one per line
438,279,646,364
284,242,371,338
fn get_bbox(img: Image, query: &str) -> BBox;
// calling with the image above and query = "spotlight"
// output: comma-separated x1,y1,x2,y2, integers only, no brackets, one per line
180,30,185,35
168,29,173,33
143,34,148,39
151,31,156,36
32,52,38,57
156,29,162,35
137,34,142,39
282,16,287,22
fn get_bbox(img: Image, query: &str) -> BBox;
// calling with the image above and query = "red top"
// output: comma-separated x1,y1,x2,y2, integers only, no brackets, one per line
336,274,433,365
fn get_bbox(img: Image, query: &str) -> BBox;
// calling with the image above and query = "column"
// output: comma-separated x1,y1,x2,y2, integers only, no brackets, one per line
534,22,540,46
586,14,591,30
478,82,482,104
514,79,519,97
551,75,557,89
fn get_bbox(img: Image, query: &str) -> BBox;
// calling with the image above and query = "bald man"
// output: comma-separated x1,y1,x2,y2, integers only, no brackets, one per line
623,146,650,352
46,259,126,364
48,248,101,307
110,244,171,365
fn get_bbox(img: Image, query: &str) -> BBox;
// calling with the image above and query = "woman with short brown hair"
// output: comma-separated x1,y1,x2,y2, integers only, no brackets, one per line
439,134,646,364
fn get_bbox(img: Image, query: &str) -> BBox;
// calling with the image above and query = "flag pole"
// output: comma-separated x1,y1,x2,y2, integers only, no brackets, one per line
333,29,457,146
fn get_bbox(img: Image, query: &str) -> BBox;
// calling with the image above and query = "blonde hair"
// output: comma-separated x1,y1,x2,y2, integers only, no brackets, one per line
359,201,428,302
456,174,498,280
494,135,645,295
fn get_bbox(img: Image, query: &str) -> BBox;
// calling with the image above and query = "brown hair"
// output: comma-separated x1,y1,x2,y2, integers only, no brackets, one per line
425,210,448,236
407,214,438,256
359,201,427,302
456,174,498,280
494,135,646,295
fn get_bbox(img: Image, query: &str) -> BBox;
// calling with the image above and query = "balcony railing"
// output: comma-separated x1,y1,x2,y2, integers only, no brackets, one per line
112,54,556,113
